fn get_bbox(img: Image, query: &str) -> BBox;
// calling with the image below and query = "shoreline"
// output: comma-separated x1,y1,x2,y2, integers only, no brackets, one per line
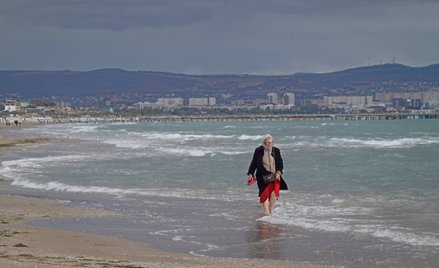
0,132,323,267
0,136,58,149
0,193,323,268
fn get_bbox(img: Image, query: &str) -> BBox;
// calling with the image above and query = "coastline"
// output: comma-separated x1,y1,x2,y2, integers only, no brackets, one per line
0,132,323,267
0,136,57,149
0,193,325,268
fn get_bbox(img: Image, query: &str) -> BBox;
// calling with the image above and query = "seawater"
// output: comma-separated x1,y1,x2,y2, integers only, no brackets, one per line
1,120,439,266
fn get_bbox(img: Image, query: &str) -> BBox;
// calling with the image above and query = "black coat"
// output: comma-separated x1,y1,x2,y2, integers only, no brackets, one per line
247,146,288,196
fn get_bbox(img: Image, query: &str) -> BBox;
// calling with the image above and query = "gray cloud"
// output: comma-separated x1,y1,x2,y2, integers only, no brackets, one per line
0,0,219,30
0,0,438,74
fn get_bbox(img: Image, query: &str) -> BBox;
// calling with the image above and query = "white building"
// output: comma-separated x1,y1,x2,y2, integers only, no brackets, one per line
137,101,155,110
267,93,278,104
375,92,422,102
323,96,373,109
188,97,216,106
156,97,184,106
4,100,18,112
375,91,439,107
208,97,216,106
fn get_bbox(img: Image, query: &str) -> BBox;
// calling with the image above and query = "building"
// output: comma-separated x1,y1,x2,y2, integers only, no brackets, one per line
267,93,278,104
188,97,216,106
156,97,184,106
323,96,373,109
208,97,216,106
283,93,295,106
375,92,423,102
231,99,245,106
252,99,266,106
4,100,18,112
375,91,439,108
136,101,155,110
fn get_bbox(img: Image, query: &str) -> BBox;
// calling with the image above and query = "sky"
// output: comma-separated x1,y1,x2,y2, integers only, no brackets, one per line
1,0,439,75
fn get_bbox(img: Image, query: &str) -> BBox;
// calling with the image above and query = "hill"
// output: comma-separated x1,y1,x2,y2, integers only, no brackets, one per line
0,64,438,99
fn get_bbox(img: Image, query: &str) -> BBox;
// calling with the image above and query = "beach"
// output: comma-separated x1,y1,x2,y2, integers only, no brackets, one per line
0,194,323,268
0,123,56,149
0,132,320,268
1,120,438,267
0,136,55,149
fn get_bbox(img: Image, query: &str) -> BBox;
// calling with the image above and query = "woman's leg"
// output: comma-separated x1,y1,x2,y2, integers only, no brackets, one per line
262,200,270,215
260,182,280,215
269,191,276,214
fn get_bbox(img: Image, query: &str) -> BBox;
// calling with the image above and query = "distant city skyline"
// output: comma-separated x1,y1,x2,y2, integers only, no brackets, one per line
1,0,438,75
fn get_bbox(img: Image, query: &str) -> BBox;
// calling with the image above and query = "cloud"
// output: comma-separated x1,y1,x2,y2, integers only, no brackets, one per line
0,0,438,74
3,0,431,31
0,0,219,30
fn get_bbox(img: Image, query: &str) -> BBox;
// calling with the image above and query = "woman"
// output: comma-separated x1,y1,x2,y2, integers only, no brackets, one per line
247,134,288,215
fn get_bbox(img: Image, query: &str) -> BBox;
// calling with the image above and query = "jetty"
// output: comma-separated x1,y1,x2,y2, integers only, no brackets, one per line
1,111,438,126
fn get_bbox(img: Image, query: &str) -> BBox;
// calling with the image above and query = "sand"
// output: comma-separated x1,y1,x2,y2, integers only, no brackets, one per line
0,136,56,149
0,194,329,268
0,134,325,268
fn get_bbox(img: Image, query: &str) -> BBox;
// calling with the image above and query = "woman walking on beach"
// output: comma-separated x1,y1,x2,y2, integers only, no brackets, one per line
247,134,288,215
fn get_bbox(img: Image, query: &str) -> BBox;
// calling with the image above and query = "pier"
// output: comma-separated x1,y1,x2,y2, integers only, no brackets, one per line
134,112,439,122
2,112,438,126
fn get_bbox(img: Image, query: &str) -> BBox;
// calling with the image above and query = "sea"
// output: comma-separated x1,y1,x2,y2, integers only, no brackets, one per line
1,119,439,267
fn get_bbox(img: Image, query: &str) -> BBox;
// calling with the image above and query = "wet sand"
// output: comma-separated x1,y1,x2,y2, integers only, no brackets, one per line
1,123,55,149
0,136,56,149
0,194,328,268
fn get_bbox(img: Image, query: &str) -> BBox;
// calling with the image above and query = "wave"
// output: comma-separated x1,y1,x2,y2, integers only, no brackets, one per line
288,136,439,149
101,132,235,149
328,137,439,148
0,153,144,182
160,148,214,157
103,138,150,149
137,132,233,141
11,178,129,195
258,201,439,246
370,229,439,246
8,176,245,202
1,155,91,172
43,124,100,134
237,135,264,141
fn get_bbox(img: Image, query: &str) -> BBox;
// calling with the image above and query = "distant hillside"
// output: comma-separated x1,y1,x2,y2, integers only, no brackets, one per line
0,64,438,98
294,64,439,86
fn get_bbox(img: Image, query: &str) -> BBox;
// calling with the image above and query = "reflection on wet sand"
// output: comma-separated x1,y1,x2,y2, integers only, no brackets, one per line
247,221,282,259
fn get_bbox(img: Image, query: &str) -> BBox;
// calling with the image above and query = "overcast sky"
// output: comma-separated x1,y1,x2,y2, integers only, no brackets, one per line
1,0,438,75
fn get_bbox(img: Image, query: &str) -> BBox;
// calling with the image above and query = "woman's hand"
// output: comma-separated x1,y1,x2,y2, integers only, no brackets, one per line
275,172,281,181
247,174,254,182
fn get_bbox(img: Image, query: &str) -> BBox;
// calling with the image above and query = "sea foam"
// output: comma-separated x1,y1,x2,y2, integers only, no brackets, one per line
258,201,439,246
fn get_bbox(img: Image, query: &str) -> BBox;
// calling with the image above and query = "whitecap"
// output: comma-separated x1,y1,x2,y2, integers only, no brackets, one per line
238,135,264,141
328,137,439,149
160,148,213,157
102,138,149,149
